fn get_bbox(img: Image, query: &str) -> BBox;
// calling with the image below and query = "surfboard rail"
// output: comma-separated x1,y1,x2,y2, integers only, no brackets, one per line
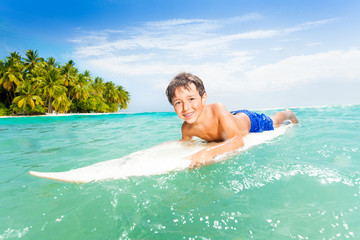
29,124,293,183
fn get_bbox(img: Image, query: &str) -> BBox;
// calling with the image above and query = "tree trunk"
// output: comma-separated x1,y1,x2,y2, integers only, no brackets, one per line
48,99,52,113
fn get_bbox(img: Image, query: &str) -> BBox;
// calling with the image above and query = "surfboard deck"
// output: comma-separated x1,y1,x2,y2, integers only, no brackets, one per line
29,124,292,183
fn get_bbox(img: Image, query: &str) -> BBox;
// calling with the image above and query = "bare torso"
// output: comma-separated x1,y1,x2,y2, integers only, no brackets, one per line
182,104,252,142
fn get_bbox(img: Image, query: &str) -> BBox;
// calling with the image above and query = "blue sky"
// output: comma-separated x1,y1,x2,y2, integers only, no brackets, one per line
1,0,360,112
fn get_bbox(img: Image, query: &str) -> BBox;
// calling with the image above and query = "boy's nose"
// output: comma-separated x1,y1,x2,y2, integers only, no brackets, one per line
183,101,190,111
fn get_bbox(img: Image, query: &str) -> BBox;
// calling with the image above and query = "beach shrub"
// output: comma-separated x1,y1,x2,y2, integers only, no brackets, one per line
69,96,112,113
86,95,110,113
95,100,110,113
69,101,88,113
0,102,11,116
108,103,119,112
10,102,46,115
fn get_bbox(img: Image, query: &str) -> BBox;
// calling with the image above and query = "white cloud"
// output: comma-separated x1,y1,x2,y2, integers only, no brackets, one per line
70,16,335,56
68,16,353,101
270,47,283,51
240,49,360,92
307,42,322,47
284,18,338,33
143,18,217,28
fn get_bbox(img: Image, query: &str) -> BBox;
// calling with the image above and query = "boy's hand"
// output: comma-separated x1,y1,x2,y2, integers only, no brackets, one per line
189,150,214,168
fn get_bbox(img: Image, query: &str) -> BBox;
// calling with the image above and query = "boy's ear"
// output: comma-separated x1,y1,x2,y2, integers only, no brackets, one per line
201,93,207,105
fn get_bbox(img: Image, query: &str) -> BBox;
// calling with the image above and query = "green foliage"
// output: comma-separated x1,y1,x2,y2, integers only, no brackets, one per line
10,102,46,115
86,95,110,113
52,93,71,114
13,80,44,111
0,102,11,116
0,49,130,116
108,103,119,112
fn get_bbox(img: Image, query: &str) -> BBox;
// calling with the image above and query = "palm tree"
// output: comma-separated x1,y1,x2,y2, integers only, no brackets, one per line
71,72,91,102
23,49,43,73
45,57,59,71
61,60,77,87
117,86,130,110
0,52,24,104
52,93,71,113
103,82,131,112
27,62,46,86
93,77,105,99
104,81,118,104
0,59,4,78
0,60,6,104
102,81,118,112
38,67,67,113
12,81,44,112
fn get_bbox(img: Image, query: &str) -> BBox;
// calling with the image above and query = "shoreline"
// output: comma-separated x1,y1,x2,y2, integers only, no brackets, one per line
1,103,359,119
0,112,128,119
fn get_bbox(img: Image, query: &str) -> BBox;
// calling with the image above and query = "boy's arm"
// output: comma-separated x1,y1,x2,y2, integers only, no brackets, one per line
189,104,245,168
190,135,244,168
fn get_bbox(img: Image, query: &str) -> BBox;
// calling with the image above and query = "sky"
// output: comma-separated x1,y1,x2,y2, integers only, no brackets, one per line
1,0,360,112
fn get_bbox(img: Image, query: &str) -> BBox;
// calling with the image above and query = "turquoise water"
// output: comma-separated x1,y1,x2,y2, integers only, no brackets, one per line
1,105,360,239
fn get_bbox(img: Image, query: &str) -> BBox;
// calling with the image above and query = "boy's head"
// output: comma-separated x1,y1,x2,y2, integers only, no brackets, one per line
166,72,206,105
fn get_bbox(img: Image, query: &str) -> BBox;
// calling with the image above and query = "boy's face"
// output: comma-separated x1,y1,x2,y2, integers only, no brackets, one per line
172,83,207,124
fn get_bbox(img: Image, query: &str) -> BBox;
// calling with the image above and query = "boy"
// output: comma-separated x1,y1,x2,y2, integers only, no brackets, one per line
166,72,299,168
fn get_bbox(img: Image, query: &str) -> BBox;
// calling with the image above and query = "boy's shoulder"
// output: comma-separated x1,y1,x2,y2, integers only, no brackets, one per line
207,102,228,115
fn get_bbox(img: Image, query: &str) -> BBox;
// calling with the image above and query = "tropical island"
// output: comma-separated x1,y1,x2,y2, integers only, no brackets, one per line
0,50,130,116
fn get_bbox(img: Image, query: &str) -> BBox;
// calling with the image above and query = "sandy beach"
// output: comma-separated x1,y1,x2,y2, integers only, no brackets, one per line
0,112,128,118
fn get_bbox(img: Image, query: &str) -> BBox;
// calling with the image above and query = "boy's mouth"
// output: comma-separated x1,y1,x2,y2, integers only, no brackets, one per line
183,112,194,119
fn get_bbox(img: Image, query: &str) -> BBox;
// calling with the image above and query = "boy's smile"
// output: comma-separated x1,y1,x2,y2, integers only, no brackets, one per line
172,83,207,124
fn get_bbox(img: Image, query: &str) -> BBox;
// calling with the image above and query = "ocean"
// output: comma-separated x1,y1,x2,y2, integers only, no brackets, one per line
1,104,359,239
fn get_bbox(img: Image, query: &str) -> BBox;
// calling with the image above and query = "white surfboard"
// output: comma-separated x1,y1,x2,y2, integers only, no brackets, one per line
29,124,292,183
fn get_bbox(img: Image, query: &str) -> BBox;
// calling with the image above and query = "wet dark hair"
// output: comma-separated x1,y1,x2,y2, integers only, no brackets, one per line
165,72,206,105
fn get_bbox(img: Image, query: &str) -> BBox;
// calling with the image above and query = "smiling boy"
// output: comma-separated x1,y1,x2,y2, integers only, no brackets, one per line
166,72,298,168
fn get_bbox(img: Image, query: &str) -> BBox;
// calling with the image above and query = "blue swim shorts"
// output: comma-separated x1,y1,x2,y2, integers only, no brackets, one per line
230,110,274,133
